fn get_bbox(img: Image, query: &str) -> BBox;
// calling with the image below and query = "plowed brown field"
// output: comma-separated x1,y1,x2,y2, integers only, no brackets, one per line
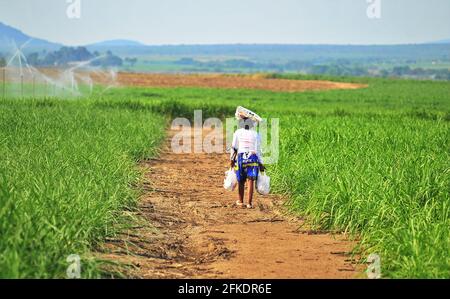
114,73,366,92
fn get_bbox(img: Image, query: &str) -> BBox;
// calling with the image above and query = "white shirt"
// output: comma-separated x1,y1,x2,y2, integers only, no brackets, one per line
231,128,263,162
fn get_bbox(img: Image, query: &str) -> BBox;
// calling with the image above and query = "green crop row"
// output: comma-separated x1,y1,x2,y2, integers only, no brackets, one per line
0,75,448,278
0,98,165,278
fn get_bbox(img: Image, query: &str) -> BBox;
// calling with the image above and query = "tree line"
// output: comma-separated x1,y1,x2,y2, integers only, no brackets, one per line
1,47,123,68
175,57,450,80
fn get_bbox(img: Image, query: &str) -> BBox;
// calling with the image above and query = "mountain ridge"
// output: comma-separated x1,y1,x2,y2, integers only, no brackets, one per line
0,22,62,52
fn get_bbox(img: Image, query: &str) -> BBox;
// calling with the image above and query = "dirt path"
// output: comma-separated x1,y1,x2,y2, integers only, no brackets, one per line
100,128,362,278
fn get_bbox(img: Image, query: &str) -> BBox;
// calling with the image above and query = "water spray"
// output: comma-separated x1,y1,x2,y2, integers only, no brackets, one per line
2,68,5,99
1,39,120,99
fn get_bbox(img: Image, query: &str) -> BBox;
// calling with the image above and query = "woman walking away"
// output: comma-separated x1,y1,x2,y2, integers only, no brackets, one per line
230,107,264,209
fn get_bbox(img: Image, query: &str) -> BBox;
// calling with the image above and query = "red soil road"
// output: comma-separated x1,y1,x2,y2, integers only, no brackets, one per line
99,128,363,278
113,73,367,92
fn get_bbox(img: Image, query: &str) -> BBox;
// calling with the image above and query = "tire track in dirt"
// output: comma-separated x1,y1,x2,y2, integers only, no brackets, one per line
99,128,362,278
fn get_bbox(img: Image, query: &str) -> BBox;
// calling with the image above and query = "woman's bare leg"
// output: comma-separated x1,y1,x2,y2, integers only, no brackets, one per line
247,179,255,206
238,180,245,204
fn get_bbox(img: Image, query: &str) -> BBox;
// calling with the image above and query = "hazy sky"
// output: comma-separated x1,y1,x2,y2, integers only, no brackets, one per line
0,0,449,45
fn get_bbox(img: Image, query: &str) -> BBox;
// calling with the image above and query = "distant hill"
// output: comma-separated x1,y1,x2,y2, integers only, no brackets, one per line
0,22,61,53
86,39,147,54
431,39,450,44
88,39,146,47
87,43,450,62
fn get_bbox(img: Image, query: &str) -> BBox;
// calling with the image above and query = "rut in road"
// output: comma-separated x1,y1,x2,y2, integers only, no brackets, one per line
100,128,361,278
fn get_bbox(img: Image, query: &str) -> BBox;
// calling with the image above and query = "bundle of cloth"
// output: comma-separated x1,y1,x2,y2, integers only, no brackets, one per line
234,106,262,123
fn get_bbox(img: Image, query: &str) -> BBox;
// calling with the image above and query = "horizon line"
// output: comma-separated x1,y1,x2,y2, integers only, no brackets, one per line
1,21,449,48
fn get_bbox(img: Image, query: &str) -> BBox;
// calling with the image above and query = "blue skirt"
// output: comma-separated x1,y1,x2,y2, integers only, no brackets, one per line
235,153,259,182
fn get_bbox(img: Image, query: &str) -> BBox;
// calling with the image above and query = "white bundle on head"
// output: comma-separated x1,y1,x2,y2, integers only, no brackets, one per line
235,106,262,123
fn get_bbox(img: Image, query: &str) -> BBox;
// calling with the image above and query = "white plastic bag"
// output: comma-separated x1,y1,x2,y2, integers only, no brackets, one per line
223,168,237,191
257,172,270,195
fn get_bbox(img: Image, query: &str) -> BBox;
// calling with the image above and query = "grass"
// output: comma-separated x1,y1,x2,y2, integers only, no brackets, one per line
271,114,449,278
0,98,165,278
0,75,449,278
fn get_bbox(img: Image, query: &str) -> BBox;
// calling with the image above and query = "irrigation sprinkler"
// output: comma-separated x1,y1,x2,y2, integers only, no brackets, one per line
19,74,23,97
32,76,35,98
71,76,75,96
2,68,5,99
